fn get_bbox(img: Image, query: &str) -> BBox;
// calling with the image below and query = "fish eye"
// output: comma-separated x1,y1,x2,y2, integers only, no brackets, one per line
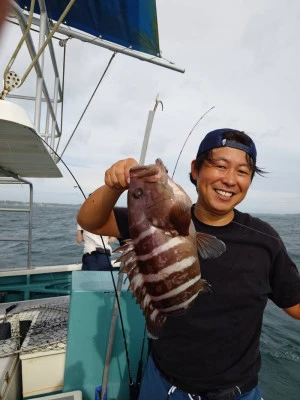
133,187,143,198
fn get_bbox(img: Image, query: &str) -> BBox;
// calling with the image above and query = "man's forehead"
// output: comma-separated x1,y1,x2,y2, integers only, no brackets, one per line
210,147,250,164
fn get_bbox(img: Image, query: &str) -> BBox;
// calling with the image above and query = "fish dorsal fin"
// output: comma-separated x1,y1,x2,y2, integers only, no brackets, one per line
196,232,226,259
113,239,134,254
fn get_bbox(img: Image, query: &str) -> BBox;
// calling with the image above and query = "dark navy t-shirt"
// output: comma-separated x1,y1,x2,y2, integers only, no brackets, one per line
114,206,300,391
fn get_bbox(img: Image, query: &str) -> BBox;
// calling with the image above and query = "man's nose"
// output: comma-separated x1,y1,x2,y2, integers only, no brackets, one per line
221,169,236,185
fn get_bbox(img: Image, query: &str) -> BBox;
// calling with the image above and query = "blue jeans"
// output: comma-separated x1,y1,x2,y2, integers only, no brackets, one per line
82,252,112,271
138,355,263,400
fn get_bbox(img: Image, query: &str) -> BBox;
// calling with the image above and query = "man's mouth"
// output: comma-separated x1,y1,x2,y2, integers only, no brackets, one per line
215,189,233,198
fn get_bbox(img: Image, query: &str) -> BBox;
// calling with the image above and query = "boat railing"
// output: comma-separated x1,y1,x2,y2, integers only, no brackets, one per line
0,172,33,271
2,0,66,160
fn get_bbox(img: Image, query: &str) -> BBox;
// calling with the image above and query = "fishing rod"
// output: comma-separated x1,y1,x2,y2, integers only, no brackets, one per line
56,46,136,399
135,323,148,399
171,106,215,179
31,132,137,399
100,269,136,400
101,96,165,400
36,103,284,400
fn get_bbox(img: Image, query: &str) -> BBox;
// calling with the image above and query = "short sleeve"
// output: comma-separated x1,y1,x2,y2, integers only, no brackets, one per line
114,207,130,240
269,244,300,308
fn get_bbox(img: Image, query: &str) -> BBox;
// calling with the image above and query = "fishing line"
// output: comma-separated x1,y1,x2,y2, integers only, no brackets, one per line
58,51,117,159
106,269,135,382
33,132,136,394
39,120,283,397
135,322,147,397
6,30,131,371
33,131,86,199
231,220,282,241
193,204,283,242
171,106,215,179
31,117,284,390
29,133,85,302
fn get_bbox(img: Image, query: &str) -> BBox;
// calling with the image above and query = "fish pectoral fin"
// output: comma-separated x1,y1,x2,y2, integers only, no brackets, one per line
116,250,135,265
199,279,212,293
196,232,226,259
120,257,137,274
113,239,134,254
115,240,136,266
169,202,191,236
145,311,166,340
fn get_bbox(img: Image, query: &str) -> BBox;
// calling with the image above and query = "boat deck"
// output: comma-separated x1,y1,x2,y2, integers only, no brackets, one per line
0,297,69,399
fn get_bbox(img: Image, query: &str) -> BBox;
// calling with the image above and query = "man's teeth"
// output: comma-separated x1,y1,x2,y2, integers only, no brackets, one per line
216,189,233,197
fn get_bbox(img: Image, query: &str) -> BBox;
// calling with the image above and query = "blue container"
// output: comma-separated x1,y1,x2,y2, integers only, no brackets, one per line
63,271,148,400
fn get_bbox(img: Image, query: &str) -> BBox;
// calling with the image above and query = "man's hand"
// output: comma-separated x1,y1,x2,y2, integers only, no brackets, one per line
105,158,138,190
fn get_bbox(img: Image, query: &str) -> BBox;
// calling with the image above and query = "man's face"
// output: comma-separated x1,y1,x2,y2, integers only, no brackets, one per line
191,147,253,217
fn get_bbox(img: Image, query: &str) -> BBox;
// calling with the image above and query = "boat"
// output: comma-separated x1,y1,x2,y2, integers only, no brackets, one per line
0,1,183,399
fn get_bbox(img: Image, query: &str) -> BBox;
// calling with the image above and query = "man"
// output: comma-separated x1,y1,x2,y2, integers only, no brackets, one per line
77,128,300,399
76,224,116,271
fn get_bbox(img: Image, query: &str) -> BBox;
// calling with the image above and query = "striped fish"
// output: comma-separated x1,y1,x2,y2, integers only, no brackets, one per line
116,159,225,338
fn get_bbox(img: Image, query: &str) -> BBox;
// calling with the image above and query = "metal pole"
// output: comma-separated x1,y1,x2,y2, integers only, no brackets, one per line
27,180,33,269
34,2,46,133
11,2,62,137
100,95,162,399
24,16,185,74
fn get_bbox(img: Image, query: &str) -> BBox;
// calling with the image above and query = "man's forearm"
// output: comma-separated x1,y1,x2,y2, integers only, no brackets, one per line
284,303,300,319
77,185,124,236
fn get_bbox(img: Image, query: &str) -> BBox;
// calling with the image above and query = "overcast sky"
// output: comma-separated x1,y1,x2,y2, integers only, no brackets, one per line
0,0,299,214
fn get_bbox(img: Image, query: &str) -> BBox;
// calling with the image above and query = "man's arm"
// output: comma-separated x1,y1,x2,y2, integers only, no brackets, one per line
284,304,300,319
77,185,123,237
76,229,83,243
77,158,138,237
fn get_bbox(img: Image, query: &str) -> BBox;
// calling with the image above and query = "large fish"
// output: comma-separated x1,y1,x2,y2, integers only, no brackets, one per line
116,158,225,338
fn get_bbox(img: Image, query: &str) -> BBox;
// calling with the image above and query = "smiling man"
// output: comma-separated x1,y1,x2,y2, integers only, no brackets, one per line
77,128,300,400
190,128,259,225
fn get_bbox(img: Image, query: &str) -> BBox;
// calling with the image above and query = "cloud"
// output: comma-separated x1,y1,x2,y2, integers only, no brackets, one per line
0,0,299,214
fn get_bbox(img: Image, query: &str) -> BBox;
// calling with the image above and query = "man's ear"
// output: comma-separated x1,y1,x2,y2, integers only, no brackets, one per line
191,160,199,181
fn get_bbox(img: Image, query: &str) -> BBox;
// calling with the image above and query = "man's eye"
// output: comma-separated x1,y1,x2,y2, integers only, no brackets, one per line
133,188,143,198
239,169,250,175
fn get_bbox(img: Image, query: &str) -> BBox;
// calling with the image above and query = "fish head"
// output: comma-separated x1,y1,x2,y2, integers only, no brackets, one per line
128,159,192,236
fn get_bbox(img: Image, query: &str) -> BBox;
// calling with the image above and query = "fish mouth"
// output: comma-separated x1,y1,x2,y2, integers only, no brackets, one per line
215,189,234,198
130,164,161,181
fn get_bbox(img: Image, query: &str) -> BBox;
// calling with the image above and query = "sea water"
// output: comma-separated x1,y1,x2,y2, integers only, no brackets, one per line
0,202,299,399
